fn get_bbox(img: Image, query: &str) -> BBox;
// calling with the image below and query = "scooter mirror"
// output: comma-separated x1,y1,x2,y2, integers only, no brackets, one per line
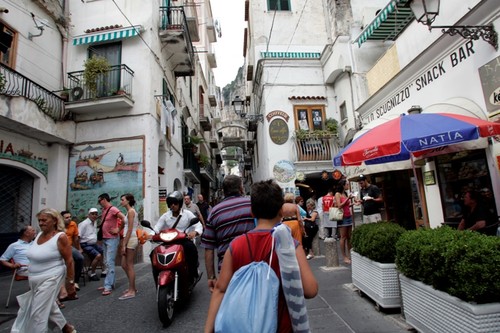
141,220,153,230
189,217,200,226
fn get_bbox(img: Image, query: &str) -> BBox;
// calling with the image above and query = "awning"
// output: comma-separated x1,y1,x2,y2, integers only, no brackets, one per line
354,0,414,47
72,25,142,46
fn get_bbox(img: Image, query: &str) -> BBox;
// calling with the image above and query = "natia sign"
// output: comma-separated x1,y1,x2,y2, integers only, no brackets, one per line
364,40,478,124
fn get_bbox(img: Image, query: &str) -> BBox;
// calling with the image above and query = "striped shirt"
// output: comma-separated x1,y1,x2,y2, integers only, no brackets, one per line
200,195,254,271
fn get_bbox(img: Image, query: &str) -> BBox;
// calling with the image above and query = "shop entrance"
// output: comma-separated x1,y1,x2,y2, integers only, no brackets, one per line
371,170,419,230
0,165,34,274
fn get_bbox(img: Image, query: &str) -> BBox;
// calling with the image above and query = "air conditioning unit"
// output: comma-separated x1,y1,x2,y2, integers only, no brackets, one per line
70,87,84,101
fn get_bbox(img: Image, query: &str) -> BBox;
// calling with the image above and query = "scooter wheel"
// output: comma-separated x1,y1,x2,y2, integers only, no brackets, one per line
158,283,175,327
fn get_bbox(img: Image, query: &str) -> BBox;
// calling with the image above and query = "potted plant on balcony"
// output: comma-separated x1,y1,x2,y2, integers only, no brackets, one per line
198,153,210,168
83,56,111,97
351,221,407,310
188,135,204,154
395,226,500,332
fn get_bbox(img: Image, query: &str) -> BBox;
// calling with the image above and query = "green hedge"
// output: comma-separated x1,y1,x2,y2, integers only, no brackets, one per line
396,226,500,304
351,221,406,263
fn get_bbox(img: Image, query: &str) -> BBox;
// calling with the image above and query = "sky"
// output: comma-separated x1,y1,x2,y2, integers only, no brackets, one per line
210,0,245,87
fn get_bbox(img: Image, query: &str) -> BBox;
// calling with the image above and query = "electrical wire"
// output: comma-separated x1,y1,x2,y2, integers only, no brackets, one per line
263,0,309,103
110,0,181,106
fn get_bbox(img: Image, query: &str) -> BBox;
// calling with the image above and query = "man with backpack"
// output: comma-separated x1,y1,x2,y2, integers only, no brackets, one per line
204,179,318,333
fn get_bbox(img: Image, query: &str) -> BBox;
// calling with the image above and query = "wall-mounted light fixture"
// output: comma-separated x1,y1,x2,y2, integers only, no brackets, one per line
232,95,264,123
410,0,498,50
407,105,423,114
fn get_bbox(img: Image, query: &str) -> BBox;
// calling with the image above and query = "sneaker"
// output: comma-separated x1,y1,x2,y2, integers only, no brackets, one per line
90,274,100,281
306,254,314,260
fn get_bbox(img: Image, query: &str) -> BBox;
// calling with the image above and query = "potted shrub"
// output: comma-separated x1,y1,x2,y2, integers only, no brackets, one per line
83,56,111,97
351,221,406,309
396,226,500,332
198,153,210,168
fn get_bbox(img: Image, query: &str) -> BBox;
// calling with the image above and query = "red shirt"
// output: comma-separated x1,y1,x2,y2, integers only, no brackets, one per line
322,195,335,212
230,230,292,333
101,206,121,239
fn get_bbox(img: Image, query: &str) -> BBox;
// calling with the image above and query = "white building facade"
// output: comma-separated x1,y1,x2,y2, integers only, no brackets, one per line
244,0,499,230
0,0,220,259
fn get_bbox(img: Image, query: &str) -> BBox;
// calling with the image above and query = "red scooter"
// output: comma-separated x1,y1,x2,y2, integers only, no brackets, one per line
141,219,202,327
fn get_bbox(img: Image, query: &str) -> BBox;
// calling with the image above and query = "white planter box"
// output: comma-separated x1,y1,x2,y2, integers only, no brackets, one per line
351,250,400,309
400,274,500,333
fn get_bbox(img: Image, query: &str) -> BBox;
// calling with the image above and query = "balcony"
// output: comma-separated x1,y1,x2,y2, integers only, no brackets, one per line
206,19,217,43
159,6,195,77
199,103,211,131
208,86,217,107
294,135,340,162
0,63,67,121
183,146,201,183
200,163,215,182
65,64,134,114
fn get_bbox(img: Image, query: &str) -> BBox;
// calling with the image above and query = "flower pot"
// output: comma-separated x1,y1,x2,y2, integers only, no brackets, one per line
399,274,500,333
351,251,401,309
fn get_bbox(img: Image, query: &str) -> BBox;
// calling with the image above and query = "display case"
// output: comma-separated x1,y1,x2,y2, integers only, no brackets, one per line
435,150,496,223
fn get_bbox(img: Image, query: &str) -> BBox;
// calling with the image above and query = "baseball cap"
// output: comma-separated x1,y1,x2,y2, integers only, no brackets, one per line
88,207,98,214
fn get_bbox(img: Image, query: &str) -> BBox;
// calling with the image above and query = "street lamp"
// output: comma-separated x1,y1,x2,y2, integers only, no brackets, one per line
231,95,264,123
232,95,246,118
409,0,498,49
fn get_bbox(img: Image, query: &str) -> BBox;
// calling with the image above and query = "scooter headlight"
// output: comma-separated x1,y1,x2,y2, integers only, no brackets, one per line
159,231,178,242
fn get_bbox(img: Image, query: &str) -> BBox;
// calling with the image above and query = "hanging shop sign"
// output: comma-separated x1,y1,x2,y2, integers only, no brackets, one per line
269,118,289,145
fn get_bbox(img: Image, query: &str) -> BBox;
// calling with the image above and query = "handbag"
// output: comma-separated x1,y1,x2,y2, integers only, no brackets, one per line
329,207,344,221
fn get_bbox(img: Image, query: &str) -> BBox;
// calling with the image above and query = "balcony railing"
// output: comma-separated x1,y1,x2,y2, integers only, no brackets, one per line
294,136,340,162
183,146,201,183
0,63,67,121
66,64,134,102
200,163,215,182
159,6,195,76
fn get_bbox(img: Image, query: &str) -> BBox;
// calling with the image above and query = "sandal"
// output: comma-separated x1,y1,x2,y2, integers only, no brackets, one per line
118,293,136,300
56,300,65,309
102,289,112,296
63,323,76,333
344,258,352,264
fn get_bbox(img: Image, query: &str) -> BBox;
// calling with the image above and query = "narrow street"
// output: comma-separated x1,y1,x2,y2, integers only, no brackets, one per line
0,241,410,333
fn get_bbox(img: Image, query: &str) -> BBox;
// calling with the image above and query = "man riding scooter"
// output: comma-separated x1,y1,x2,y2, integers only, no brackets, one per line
152,191,203,285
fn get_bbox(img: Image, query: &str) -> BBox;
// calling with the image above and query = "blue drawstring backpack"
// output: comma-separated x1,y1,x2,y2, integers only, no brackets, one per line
215,233,280,333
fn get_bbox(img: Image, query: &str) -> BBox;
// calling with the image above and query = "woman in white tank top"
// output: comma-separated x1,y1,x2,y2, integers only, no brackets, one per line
11,208,77,333
118,193,139,300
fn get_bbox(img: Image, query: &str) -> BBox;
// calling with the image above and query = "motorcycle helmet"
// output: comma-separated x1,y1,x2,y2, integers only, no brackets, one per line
166,191,183,207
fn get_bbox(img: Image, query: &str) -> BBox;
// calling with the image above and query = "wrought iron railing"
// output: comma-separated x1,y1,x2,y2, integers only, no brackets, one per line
66,64,134,102
0,63,67,121
159,6,194,62
183,146,201,179
294,136,341,162
201,163,215,180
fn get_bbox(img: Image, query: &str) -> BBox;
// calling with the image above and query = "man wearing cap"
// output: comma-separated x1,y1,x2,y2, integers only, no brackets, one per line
355,175,383,224
79,208,104,281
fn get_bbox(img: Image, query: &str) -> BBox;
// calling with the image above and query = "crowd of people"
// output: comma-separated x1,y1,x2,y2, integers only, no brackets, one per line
3,171,497,332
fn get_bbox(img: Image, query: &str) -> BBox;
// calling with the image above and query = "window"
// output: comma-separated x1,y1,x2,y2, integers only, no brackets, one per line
340,102,347,124
0,22,16,67
88,42,121,96
294,105,325,131
268,0,290,11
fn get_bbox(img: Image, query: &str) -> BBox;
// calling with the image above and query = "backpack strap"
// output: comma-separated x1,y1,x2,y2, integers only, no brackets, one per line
244,232,275,279
172,214,183,230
